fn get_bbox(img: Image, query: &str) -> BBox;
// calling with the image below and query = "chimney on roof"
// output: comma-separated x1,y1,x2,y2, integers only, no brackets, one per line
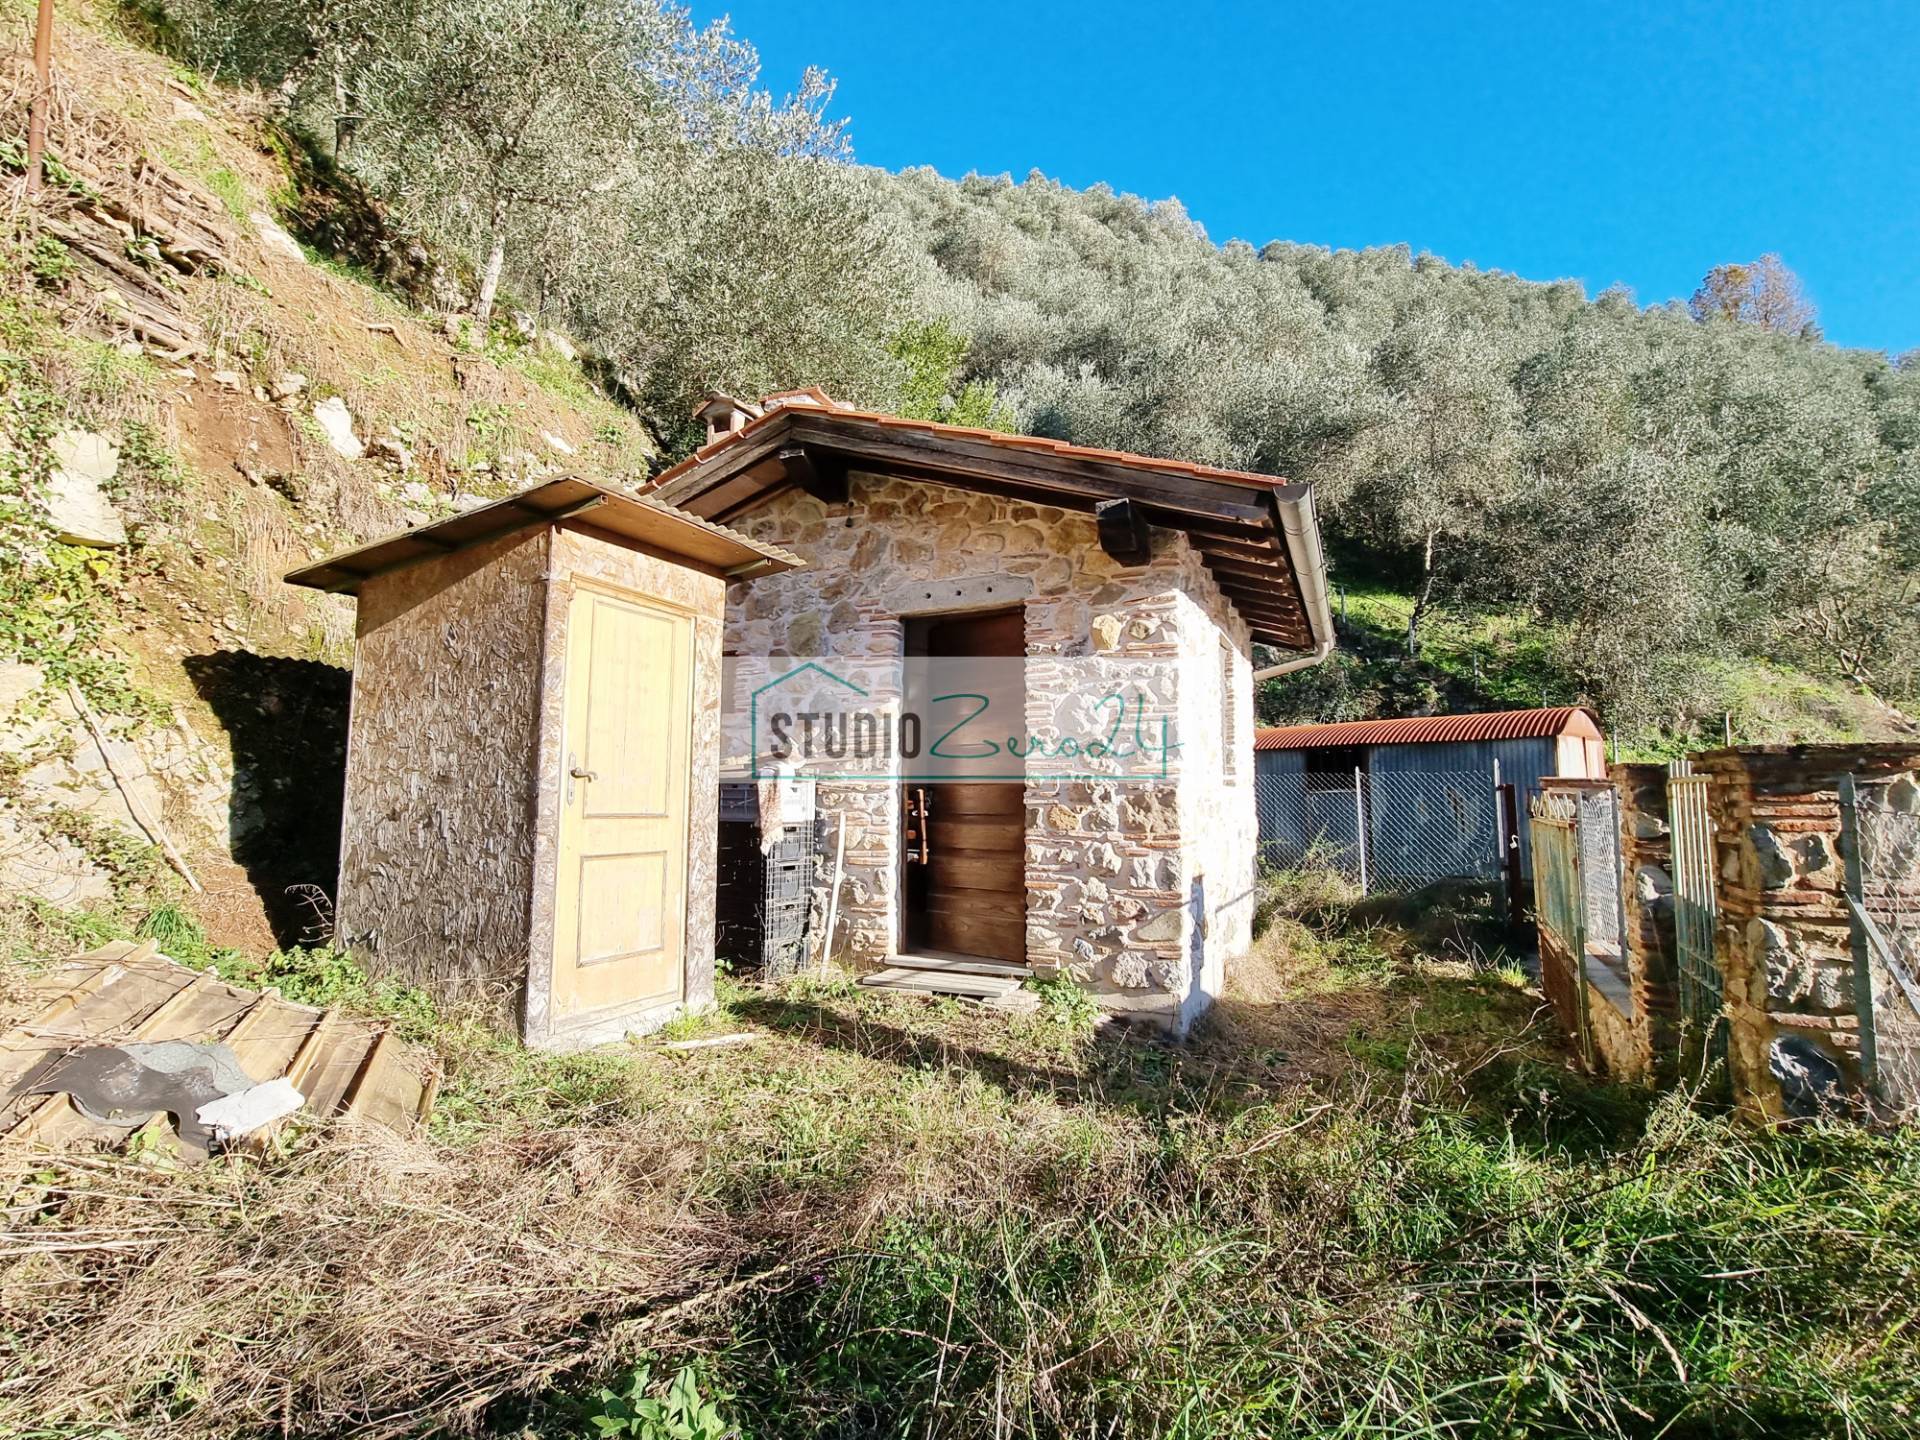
693,392,760,446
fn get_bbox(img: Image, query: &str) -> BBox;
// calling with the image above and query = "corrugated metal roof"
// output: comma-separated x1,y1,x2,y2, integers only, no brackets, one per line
1254,707,1601,751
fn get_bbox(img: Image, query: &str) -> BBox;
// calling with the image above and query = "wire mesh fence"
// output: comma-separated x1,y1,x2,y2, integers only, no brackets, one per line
1668,763,1725,1066
1529,789,1593,1064
1575,785,1626,959
1255,768,1502,892
1844,776,1920,1113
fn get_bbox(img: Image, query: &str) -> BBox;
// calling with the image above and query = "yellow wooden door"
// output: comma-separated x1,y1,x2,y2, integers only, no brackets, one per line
552,583,693,1022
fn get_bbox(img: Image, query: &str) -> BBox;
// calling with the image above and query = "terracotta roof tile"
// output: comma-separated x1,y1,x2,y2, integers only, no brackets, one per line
1254,707,1601,751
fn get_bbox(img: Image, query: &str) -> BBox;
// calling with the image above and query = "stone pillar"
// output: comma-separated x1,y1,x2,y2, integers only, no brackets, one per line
1692,745,1920,1121
1612,762,1679,1069
812,779,899,962
1024,588,1192,1024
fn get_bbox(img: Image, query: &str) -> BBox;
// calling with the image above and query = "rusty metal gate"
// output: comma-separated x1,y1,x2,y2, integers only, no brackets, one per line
1530,790,1594,1066
1668,759,1724,1067
1840,774,1920,1115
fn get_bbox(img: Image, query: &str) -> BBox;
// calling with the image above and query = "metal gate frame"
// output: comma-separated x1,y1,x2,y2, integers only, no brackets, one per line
1840,773,1920,1111
1667,760,1725,1069
1530,790,1594,1067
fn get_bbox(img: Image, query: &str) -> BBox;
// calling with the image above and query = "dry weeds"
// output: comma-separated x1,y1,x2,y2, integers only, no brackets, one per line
4,1113,770,1435
0,942,1390,1439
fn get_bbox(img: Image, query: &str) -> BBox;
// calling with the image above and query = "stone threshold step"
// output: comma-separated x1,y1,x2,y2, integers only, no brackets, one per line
885,951,1031,980
859,966,1040,1012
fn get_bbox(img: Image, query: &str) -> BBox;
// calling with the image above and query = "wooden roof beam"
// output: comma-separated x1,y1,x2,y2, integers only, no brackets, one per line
1220,598,1305,628
1190,532,1288,562
1212,579,1303,614
785,417,1277,526
1204,556,1296,586
780,445,849,506
653,417,798,511
1094,497,1152,566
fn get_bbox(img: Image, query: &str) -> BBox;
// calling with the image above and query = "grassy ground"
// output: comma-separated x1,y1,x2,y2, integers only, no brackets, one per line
3,880,1917,1439
1,7,672,953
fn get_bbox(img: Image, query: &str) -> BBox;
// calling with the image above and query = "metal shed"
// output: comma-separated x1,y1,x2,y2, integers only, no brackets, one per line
1253,707,1606,887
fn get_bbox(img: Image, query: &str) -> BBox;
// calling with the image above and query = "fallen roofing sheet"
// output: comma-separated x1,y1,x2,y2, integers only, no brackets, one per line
0,941,437,1157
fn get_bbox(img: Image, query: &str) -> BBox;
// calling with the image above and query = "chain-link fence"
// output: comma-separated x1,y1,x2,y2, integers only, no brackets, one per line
1844,775,1920,1113
1576,785,1624,959
1529,789,1593,1063
1256,768,1502,892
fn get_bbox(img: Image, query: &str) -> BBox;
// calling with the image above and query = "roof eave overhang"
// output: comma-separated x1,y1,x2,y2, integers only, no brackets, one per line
654,411,1331,652
283,477,802,596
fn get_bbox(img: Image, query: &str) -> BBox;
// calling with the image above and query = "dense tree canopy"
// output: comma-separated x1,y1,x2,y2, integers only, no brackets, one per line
155,1,1920,739
885,171,1919,731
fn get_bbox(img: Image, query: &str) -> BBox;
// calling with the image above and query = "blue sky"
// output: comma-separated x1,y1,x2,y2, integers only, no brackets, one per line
704,0,1919,355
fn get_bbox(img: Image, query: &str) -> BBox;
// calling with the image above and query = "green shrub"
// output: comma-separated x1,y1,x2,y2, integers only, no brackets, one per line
139,902,230,968
1027,970,1102,1039
29,235,75,285
578,1362,733,1440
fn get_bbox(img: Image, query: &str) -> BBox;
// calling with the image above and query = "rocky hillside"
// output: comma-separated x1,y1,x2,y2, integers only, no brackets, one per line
2,13,656,957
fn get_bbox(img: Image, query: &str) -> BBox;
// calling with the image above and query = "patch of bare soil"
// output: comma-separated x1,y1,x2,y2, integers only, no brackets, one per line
173,374,299,484
187,856,279,953
1195,927,1391,1077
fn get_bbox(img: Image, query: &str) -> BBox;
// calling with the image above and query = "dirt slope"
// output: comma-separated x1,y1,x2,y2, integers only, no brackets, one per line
2,4,657,955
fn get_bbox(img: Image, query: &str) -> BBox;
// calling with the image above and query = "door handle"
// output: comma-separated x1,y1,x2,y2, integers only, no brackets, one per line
911,787,930,865
567,751,596,804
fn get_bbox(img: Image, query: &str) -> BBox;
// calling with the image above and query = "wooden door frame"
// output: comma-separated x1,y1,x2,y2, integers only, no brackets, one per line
894,604,1031,968
549,572,701,1030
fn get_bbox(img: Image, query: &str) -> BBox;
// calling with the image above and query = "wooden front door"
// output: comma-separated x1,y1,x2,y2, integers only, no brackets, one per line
552,583,693,1022
903,608,1027,966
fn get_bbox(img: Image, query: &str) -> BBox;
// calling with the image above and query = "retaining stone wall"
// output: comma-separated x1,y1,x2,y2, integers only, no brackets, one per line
1692,745,1920,1121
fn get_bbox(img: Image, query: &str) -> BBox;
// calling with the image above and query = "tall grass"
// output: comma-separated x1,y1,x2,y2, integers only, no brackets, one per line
709,1090,1919,1439
2,902,1915,1438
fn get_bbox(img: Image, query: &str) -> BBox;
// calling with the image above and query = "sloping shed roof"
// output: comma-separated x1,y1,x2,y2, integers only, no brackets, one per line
285,477,803,595
1255,707,1601,752
650,390,1332,654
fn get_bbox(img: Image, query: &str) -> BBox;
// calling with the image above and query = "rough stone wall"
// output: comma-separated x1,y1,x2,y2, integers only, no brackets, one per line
1585,956,1645,1077
1024,582,1188,1024
336,529,548,1010
723,470,1257,1029
1693,745,1920,1121
521,523,728,1048
1613,762,1679,1070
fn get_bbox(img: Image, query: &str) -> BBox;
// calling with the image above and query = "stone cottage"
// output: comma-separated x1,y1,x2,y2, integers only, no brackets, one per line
654,389,1334,1031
